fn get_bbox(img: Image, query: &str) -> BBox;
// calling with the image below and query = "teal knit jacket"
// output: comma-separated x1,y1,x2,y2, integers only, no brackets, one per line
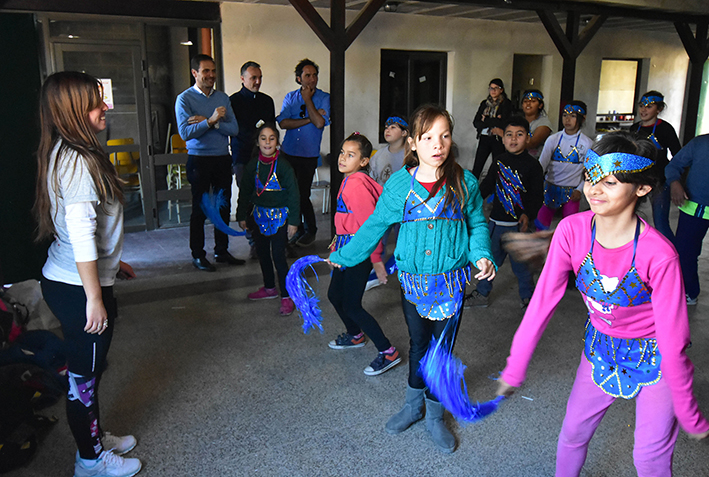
330,167,494,275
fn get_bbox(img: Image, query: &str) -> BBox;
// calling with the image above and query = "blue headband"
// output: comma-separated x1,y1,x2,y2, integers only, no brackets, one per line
523,91,543,101
385,116,409,129
563,104,586,116
584,149,654,185
640,95,663,107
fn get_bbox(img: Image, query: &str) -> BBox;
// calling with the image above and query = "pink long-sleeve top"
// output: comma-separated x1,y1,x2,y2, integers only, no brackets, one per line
501,211,709,434
333,172,384,264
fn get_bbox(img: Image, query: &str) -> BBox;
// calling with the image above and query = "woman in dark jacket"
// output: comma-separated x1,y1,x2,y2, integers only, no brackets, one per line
472,78,513,178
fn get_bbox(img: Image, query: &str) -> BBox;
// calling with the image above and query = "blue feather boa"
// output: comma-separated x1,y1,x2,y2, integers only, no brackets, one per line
420,315,505,423
200,191,246,236
286,255,326,334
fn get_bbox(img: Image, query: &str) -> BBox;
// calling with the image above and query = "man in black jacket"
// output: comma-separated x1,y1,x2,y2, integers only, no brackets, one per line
229,61,276,258
229,61,276,183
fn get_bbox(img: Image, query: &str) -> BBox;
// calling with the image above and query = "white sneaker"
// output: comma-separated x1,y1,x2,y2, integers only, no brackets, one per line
102,433,137,456
687,294,698,306
74,450,142,477
365,278,381,291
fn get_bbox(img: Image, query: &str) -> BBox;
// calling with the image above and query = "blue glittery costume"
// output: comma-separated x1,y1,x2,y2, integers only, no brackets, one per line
544,134,582,208
495,162,526,220
576,218,660,398
398,167,471,320
646,121,662,150
253,159,288,236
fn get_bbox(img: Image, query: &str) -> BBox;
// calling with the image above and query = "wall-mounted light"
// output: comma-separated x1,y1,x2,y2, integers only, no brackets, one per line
180,40,193,46
384,2,399,12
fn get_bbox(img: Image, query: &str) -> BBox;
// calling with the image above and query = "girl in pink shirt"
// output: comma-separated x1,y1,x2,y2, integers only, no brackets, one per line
327,132,401,376
497,131,708,476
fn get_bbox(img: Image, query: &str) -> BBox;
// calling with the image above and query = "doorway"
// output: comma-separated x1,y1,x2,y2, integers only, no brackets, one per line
511,54,545,110
53,41,152,231
41,15,221,231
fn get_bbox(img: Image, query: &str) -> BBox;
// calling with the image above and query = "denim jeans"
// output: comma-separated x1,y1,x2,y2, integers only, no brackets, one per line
476,221,535,301
676,210,709,299
651,184,675,245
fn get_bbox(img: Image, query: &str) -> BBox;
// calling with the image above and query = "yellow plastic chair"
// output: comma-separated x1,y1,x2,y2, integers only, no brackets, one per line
107,138,142,200
167,134,189,223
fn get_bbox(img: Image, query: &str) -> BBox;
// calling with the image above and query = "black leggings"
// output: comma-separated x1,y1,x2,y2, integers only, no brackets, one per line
472,134,505,179
41,277,116,459
248,213,290,297
401,290,461,400
327,260,391,352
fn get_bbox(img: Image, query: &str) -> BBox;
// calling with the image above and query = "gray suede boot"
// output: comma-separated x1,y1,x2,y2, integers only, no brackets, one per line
425,398,456,453
385,385,425,434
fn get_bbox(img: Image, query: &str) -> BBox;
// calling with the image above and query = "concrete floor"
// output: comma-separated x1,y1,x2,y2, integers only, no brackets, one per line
10,198,709,477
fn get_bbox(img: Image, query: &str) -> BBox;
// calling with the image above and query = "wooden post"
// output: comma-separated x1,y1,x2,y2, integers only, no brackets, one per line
329,0,347,211
288,0,386,235
538,10,606,128
675,21,709,144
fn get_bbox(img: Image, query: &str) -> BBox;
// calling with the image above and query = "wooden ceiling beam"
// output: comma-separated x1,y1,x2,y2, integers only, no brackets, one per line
345,0,388,48
425,0,709,24
0,0,220,21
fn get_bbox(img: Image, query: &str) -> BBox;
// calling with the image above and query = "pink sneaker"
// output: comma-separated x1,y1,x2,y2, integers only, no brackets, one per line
248,287,279,301
280,297,295,316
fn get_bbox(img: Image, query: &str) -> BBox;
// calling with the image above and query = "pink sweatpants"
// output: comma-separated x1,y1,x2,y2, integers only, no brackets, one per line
556,355,679,477
536,200,580,229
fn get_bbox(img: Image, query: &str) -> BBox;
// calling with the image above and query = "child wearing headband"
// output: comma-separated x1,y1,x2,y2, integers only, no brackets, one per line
521,89,552,159
327,132,400,376
366,116,410,289
497,131,708,476
237,122,300,316
535,100,593,229
630,91,681,244
328,105,495,453
369,116,409,186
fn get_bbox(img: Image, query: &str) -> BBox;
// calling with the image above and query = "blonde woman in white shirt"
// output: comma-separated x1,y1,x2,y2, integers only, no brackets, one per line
34,71,141,477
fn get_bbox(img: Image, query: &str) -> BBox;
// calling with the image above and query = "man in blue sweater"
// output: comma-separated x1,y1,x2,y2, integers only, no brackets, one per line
666,133,709,305
176,54,243,271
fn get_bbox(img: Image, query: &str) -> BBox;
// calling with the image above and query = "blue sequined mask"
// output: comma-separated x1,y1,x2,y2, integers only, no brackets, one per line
639,95,663,107
385,116,409,129
584,150,654,185
523,91,543,101
563,104,586,116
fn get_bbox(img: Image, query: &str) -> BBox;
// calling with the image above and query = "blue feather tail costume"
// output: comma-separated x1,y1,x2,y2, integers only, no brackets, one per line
200,191,246,237
420,315,505,423
286,255,327,334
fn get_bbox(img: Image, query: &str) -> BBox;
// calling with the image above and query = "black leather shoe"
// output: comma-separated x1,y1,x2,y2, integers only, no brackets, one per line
214,252,245,265
193,257,216,272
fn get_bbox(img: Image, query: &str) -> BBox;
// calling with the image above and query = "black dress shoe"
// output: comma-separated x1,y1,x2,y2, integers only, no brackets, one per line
214,252,245,265
193,257,216,272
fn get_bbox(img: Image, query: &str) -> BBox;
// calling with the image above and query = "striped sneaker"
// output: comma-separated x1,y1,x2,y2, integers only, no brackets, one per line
364,348,401,376
328,332,366,349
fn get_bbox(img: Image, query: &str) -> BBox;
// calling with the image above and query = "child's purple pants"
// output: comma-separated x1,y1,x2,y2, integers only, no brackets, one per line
555,354,679,477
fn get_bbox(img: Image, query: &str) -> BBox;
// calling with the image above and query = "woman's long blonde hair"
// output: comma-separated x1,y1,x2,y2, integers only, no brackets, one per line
34,71,124,242
404,104,468,210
